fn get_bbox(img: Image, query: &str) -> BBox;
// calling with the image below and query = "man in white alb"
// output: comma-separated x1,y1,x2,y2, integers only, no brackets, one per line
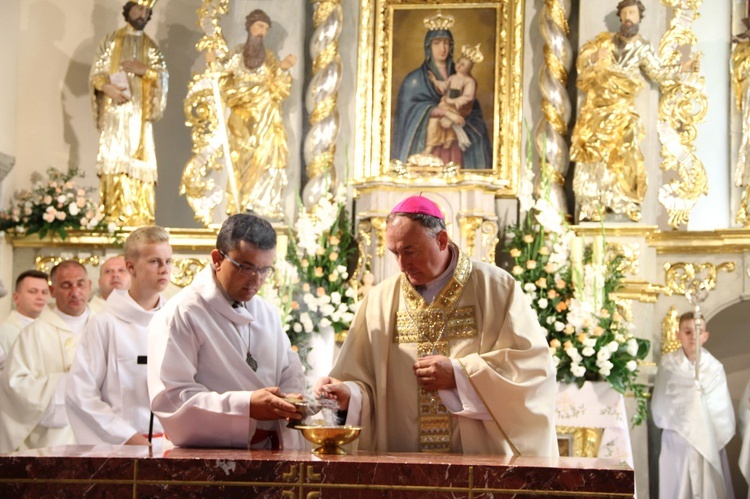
88,255,131,313
0,261,92,453
66,226,171,447
0,270,50,371
148,213,306,449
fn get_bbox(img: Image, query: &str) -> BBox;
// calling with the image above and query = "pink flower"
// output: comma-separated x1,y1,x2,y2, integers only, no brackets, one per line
42,211,56,223
55,211,66,221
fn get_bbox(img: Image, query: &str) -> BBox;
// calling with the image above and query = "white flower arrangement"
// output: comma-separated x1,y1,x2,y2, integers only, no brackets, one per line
0,167,108,239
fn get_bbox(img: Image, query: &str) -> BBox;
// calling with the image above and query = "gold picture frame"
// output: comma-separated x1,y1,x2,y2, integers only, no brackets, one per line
353,0,524,192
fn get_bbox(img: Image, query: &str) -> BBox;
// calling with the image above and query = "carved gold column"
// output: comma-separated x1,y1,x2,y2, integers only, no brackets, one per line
303,0,343,211
535,0,572,213
657,0,708,229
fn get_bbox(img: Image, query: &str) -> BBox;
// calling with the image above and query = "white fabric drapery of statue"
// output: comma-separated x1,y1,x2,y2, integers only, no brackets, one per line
555,381,633,467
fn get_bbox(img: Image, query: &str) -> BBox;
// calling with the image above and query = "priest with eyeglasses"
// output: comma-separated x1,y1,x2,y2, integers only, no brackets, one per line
148,213,306,449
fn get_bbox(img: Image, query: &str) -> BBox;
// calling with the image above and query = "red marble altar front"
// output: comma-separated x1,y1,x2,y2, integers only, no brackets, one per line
0,445,634,498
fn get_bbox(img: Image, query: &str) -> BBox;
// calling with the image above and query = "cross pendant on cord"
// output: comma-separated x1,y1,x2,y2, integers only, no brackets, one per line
246,352,258,371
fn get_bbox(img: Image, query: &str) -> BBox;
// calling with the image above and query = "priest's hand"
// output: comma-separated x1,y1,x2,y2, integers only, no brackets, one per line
250,387,302,421
314,376,350,410
413,355,456,391
125,433,151,446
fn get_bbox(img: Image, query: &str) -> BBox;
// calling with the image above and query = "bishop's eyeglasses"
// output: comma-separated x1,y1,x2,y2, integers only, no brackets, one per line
220,251,275,279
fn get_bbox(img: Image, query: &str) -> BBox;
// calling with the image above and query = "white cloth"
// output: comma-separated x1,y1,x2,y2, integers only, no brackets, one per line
88,295,107,315
555,381,633,466
66,289,165,445
653,348,735,499
739,378,750,494
0,311,35,371
147,267,306,449
0,307,91,453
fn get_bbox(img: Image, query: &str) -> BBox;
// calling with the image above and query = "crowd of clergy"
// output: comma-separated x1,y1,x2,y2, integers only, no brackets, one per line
0,198,747,499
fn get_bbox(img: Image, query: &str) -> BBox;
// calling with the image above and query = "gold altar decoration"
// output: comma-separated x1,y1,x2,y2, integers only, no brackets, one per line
303,0,342,212
663,261,735,296
732,27,750,227
352,0,523,191
661,306,681,355
556,426,603,458
34,255,100,274
656,0,708,229
535,0,573,214
170,258,209,288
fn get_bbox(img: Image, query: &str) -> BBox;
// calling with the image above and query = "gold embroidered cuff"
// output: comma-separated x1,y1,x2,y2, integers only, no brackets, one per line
142,68,158,82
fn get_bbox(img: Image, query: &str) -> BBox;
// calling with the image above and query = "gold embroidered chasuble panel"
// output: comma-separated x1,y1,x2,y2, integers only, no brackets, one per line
395,250,477,452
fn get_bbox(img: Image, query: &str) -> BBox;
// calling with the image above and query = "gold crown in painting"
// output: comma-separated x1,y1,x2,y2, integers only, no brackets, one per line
423,11,455,31
461,43,484,64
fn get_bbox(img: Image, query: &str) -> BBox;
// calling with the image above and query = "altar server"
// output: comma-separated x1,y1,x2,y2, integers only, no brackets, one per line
653,312,735,499
66,227,171,446
148,213,306,449
0,270,50,371
0,261,92,453
315,195,558,456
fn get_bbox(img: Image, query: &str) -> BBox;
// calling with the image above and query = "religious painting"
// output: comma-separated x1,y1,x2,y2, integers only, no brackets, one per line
352,0,523,193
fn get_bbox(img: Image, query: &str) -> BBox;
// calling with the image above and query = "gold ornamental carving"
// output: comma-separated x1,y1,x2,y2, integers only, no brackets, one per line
536,0,573,214
170,258,209,288
657,0,709,229
661,305,681,355
663,261,735,296
480,220,499,263
370,216,387,258
303,0,343,211
608,242,640,276
458,216,483,258
556,426,603,458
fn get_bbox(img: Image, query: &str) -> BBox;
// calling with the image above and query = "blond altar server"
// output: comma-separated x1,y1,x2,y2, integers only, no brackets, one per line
148,214,306,449
0,270,50,371
740,377,750,497
0,261,92,453
315,196,558,456
66,227,171,446
653,312,735,499
91,0,167,226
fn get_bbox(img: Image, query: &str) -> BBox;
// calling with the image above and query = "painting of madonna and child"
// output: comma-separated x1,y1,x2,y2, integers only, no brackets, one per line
390,8,497,170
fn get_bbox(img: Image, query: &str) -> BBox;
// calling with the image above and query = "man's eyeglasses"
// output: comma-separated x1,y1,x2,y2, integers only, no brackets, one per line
220,251,275,279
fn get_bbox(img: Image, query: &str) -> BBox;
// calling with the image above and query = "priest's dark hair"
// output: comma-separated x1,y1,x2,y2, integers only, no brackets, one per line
217,213,277,253
616,0,645,20
123,1,154,23
15,269,49,290
385,212,447,239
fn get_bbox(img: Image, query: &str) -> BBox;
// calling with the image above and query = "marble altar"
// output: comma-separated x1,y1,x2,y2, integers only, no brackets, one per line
0,445,634,498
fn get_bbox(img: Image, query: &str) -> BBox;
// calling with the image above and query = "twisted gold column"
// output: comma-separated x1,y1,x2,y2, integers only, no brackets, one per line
303,0,343,211
535,0,572,212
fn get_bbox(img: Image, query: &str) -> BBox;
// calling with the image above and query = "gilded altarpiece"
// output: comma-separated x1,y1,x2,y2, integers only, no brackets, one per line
352,0,524,280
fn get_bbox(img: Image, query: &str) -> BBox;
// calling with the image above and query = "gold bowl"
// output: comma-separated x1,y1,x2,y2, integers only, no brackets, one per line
295,426,362,455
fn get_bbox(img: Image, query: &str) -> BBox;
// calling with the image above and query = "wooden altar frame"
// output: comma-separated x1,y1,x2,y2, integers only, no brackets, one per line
353,0,524,192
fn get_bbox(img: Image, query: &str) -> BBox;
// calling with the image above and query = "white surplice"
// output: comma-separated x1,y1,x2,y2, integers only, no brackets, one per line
653,348,735,499
0,311,35,371
739,378,750,496
88,294,107,315
147,267,306,449
0,307,91,453
66,289,165,445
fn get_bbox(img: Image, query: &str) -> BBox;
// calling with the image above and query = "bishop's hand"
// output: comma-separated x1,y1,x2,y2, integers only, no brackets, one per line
249,386,302,421
413,355,456,391
102,83,130,105
314,376,350,410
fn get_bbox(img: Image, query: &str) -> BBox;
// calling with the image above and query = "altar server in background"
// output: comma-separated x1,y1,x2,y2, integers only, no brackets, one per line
66,227,171,446
88,255,131,313
315,195,558,456
0,261,92,453
148,214,306,449
0,270,50,371
653,311,735,499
